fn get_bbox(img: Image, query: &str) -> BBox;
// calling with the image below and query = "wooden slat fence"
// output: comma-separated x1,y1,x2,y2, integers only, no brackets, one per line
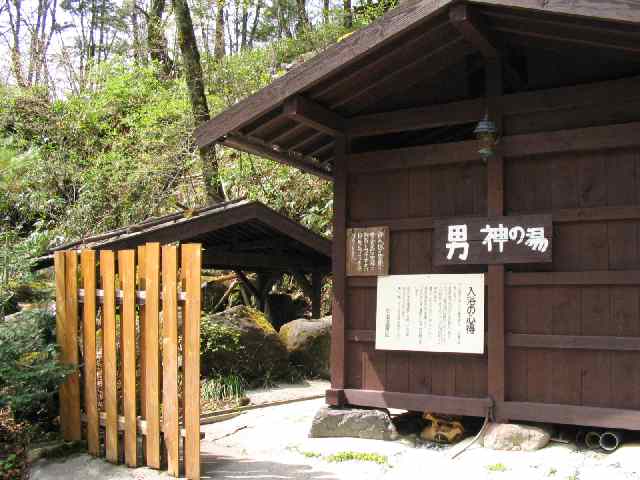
54,243,201,479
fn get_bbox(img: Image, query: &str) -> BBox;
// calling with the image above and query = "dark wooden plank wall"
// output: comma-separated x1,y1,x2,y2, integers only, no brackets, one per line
343,82,640,416
346,163,488,398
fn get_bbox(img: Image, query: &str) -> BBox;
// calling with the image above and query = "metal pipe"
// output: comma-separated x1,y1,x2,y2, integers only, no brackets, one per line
584,431,602,450
600,431,624,452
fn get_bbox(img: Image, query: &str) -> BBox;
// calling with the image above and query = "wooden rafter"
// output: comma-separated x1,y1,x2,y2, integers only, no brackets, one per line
221,135,333,180
283,96,345,137
449,4,524,89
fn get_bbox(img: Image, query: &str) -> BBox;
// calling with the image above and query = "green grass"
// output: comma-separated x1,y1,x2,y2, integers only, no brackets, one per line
486,463,508,472
324,451,388,465
201,374,246,402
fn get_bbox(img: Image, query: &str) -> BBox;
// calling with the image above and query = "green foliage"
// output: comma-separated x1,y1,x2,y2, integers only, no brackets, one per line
487,463,508,472
324,451,389,465
200,321,244,357
0,309,74,420
201,374,246,402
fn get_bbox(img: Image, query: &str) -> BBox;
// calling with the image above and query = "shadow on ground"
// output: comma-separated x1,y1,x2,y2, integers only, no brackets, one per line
201,453,339,479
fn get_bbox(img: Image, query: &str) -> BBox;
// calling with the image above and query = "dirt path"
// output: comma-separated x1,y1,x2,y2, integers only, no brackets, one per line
30,394,640,479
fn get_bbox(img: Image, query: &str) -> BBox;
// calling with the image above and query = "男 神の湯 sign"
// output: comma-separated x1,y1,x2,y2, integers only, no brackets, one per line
375,274,485,354
346,226,389,276
433,214,552,265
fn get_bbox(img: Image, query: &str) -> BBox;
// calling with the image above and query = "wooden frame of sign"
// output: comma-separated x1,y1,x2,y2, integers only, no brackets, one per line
433,214,552,266
346,226,389,276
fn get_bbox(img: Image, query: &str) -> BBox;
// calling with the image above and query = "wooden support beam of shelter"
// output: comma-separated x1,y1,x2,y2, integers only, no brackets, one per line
283,96,345,137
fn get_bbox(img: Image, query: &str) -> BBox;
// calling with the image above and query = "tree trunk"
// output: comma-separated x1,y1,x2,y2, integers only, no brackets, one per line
213,0,225,60
148,0,173,76
323,0,329,23
248,0,262,48
173,0,225,203
295,0,309,34
343,0,352,28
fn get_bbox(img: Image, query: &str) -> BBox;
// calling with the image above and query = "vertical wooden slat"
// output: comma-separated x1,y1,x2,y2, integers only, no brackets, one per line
144,243,161,469
60,251,82,440
118,250,137,467
100,250,118,463
81,250,99,455
54,253,68,440
486,58,506,415
137,245,147,458
183,244,201,480
162,245,180,476
331,135,348,396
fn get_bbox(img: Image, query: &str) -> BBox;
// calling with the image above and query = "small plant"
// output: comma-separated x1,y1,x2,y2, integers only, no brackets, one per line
201,374,246,402
486,463,508,472
324,451,388,465
566,472,580,480
301,451,321,458
548,467,557,476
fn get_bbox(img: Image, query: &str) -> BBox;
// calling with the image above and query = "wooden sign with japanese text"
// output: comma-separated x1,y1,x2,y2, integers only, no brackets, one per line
375,274,485,354
346,226,389,276
433,214,552,265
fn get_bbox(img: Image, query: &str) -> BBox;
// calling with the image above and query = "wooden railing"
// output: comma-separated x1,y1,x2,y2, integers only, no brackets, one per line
54,243,201,479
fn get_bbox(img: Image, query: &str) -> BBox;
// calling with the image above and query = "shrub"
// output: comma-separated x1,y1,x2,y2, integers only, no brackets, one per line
201,374,246,403
0,309,74,423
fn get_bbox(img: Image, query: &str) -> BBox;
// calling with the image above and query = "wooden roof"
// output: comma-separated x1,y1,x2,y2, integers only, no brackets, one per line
194,0,640,179
39,200,331,273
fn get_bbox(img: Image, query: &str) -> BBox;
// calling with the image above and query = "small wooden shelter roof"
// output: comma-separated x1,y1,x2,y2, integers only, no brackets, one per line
39,200,331,273
194,0,640,179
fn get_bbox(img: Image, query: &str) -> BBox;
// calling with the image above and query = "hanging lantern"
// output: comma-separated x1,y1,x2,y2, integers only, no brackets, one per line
474,112,498,161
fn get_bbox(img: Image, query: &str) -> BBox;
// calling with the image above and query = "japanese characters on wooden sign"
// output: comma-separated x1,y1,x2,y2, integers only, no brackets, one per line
375,274,485,354
433,214,552,265
347,226,389,276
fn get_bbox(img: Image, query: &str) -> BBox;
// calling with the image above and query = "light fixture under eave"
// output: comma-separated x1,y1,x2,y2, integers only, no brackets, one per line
474,112,498,162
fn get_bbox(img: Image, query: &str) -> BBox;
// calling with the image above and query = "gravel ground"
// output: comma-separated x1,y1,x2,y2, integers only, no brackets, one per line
29,393,640,479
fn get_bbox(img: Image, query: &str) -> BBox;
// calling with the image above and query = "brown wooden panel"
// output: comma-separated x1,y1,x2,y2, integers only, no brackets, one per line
137,246,146,421
550,287,581,405
80,250,99,456
100,250,118,463
161,245,180,476
182,244,201,480
60,251,82,441
144,243,161,469
346,227,389,276
118,250,137,467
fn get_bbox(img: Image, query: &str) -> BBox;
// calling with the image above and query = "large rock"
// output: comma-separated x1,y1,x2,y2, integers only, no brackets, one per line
310,407,398,441
200,306,289,384
279,316,331,378
483,423,552,451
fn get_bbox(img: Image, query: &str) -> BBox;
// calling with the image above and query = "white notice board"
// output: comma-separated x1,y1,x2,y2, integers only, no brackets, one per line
375,274,485,354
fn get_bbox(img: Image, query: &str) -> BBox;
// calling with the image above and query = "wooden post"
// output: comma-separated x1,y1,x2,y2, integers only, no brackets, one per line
486,59,506,417
80,250,99,456
328,135,347,405
182,244,201,479
144,243,161,469
162,245,180,477
118,250,137,467
100,250,118,463
311,272,323,319
55,251,81,441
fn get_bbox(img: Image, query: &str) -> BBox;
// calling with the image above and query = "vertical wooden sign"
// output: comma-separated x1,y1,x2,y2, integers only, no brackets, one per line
346,226,389,276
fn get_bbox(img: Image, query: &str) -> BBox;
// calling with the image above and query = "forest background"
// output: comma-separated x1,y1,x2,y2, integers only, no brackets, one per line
0,0,396,316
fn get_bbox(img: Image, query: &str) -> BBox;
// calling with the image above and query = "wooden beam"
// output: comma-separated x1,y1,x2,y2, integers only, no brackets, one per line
222,135,333,180
284,96,345,137
506,333,640,351
449,4,523,89
346,121,640,173
311,272,323,319
496,401,640,431
343,389,492,417
506,270,640,286
268,122,309,146
347,75,640,137
467,0,640,25
331,135,348,391
194,0,455,147
204,251,323,271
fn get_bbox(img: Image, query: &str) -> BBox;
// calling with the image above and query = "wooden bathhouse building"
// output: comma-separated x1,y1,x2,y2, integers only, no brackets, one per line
196,1,640,430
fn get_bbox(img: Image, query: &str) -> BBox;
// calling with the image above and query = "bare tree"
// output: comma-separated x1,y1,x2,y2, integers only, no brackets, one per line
147,0,173,75
295,0,309,34
213,0,224,59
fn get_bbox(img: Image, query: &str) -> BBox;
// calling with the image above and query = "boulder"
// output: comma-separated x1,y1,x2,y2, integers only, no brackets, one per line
279,316,331,378
200,306,289,385
483,423,553,451
310,407,398,441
